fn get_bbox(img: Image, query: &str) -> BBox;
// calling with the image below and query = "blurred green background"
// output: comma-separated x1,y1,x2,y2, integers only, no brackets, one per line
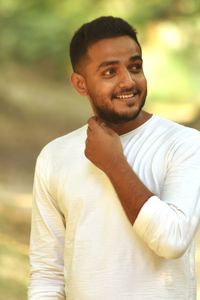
0,0,200,299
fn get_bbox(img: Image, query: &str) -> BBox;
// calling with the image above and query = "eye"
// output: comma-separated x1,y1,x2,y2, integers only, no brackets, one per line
129,63,143,73
102,68,116,78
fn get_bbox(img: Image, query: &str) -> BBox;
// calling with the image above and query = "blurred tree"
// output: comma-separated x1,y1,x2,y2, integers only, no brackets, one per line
0,0,199,69
0,0,199,103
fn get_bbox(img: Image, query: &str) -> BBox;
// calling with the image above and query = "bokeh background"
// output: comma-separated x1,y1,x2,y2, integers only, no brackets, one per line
0,0,200,299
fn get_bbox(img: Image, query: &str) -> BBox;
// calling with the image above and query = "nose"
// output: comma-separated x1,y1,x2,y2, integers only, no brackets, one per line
118,69,135,89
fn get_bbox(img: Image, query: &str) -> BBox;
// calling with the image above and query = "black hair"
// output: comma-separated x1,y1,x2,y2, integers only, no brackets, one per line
69,16,141,71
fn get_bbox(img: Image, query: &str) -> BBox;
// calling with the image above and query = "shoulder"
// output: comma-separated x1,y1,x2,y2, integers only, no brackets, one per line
153,115,200,141
36,125,87,167
44,125,87,151
153,116,200,162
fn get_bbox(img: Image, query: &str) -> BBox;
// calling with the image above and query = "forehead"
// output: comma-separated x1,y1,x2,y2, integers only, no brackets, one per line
86,36,141,65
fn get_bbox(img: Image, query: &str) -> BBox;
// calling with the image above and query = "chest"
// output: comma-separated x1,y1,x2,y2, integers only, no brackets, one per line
53,141,167,222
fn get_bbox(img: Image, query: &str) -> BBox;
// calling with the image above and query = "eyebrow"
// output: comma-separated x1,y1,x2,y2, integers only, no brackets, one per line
97,54,143,71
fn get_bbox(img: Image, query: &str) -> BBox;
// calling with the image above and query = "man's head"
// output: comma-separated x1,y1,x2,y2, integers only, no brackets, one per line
70,16,147,126
70,16,141,72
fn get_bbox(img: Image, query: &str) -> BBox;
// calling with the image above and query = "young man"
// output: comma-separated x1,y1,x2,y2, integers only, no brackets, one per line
29,16,200,299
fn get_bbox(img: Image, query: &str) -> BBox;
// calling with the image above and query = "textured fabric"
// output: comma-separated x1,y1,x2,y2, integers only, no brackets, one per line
29,115,200,300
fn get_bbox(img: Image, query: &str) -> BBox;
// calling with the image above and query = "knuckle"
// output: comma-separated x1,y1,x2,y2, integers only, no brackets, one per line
88,116,95,124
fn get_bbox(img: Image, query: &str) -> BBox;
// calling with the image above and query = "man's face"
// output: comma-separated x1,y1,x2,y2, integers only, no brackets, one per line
78,36,147,124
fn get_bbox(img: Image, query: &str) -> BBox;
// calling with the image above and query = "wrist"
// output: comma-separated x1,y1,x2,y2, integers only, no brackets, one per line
105,155,129,177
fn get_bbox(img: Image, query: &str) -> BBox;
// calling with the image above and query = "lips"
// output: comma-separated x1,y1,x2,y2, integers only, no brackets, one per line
113,89,139,102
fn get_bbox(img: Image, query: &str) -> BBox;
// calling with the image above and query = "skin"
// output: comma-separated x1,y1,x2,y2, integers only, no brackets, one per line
71,36,154,224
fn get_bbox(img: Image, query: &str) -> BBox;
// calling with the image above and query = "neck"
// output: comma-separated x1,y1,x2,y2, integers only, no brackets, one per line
106,111,152,135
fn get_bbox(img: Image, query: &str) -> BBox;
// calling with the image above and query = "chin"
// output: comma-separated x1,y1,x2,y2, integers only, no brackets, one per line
95,99,145,124
117,107,142,121
105,111,141,124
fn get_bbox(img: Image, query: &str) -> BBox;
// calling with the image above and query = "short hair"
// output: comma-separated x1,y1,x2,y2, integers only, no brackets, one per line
70,16,141,72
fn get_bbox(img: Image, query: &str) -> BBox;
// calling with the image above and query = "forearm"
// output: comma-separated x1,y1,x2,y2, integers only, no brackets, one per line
105,157,200,258
105,157,153,224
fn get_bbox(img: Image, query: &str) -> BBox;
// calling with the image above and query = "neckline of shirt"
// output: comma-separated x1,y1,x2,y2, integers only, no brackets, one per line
120,114,157,140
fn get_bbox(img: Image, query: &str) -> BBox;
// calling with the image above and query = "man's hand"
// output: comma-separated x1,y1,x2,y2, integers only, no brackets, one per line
85,117,125,174
85,117,153,224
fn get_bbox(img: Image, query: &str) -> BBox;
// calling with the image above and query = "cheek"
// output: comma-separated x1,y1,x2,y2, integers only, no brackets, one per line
139,74,147,86
89,82,115,99
85,74,118,99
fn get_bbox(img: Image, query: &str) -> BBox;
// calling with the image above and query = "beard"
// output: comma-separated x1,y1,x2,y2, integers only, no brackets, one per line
90,89,147,124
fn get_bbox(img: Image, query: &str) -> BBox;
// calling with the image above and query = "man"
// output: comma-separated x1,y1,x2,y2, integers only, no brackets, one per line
29,16,200,299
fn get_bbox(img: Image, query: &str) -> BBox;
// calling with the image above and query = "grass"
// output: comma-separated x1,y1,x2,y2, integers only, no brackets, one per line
0,190,30,300
0,239,28,300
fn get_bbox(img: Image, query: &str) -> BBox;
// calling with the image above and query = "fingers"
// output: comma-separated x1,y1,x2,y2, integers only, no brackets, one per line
87,116,107,130
87,116,117,140
88,116,99,127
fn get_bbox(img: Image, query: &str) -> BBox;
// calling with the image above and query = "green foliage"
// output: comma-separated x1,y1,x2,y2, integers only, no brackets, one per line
0,0,199,97
0,0,199,65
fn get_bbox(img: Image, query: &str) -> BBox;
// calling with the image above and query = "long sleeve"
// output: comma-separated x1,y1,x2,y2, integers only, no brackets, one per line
133,134,200,259
28,149,66,299
27,120,200,299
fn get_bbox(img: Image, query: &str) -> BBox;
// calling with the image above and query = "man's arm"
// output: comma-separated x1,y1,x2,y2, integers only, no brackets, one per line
28,149,66,300
85,117,153,224
85,117,200,259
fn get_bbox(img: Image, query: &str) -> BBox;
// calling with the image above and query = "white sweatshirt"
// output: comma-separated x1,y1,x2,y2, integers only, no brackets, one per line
29,115,200,300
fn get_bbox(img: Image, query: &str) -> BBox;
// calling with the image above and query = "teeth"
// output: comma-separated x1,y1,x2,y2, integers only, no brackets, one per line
119,95,132,99
116,92,136,99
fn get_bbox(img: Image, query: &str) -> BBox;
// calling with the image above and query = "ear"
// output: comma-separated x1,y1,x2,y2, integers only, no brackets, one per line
70,72,88,96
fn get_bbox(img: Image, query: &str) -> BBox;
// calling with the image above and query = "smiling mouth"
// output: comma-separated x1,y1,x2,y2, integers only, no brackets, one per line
113,89,138,100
